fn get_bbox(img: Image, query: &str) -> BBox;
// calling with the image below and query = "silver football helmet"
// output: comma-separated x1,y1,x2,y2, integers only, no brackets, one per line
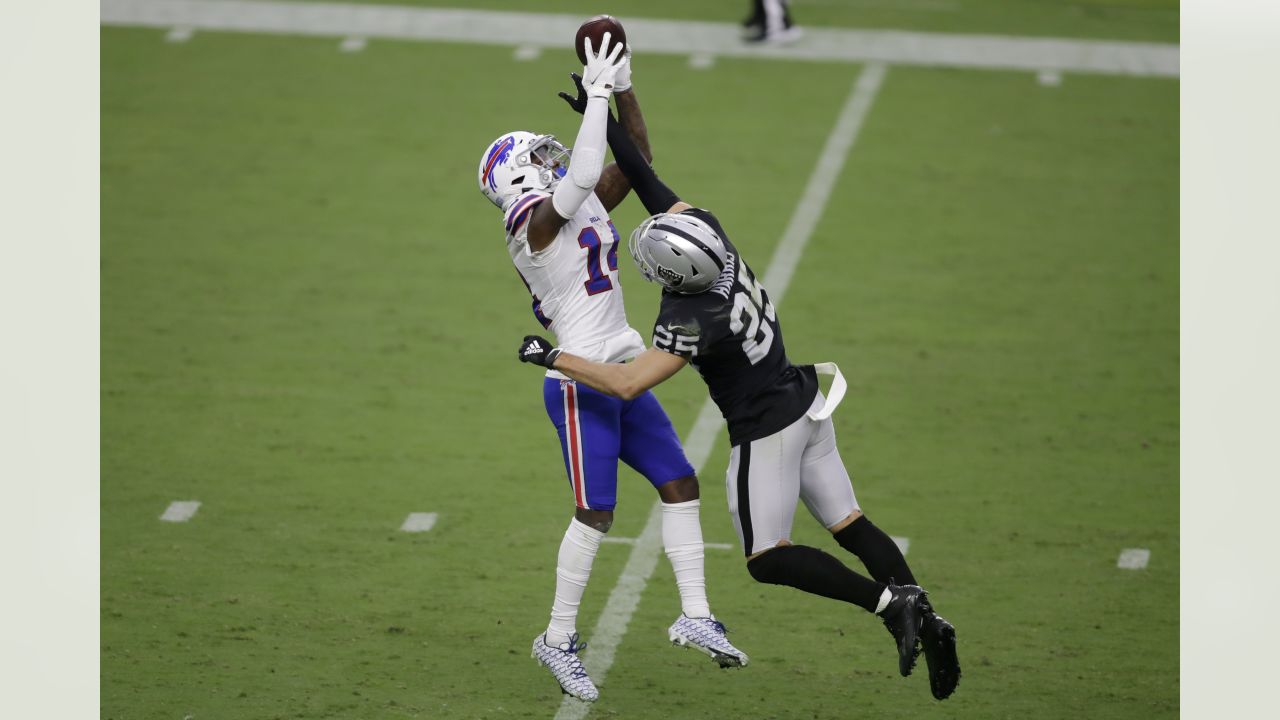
628,212,730,294
477,131,571,209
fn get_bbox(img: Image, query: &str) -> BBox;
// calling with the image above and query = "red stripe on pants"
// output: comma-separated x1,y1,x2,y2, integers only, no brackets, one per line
565,384,588,509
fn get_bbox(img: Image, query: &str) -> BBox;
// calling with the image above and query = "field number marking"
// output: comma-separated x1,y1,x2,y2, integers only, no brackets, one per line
1117,547,1150,569
160,501,201,523
1037,69,1063,86
514,45,542,62
400,512,438,533
688,54,715,70
891,536,910,555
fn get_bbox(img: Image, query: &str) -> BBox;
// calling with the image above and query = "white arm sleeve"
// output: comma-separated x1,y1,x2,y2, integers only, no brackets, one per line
551,95,609,220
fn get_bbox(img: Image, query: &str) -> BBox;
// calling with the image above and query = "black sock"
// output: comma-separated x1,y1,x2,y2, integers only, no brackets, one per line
833,515,917,586
747,545,885,614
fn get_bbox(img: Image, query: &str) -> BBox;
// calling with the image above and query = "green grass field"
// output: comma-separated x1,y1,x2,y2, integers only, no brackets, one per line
102,2,1178,718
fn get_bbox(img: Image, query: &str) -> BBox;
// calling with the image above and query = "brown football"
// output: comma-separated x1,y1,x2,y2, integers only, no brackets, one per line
574,15,627,65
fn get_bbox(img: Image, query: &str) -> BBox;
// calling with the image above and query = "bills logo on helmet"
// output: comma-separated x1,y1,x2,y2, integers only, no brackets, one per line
482,136,516,192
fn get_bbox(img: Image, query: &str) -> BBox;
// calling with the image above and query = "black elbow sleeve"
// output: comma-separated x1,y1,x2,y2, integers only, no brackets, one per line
633,176,681,217
606,113,681,216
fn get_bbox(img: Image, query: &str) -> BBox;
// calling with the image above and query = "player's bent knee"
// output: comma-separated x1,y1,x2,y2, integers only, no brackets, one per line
744,538,791,557
656,474,699,503
828,510,863,534
575,508,614,533
746,544,794,585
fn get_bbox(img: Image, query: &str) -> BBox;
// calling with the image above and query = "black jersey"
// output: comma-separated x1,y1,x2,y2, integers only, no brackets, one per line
650,208,818,446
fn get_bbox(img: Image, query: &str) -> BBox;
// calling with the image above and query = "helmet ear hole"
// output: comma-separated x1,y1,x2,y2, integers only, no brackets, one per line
510,175,525,185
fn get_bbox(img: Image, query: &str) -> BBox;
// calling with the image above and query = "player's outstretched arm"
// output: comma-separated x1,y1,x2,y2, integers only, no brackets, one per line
613,50,652,164
559,65,684,216
600,48,654,212
593,86,654,213
603,102,689,216
560,48,653,161
557,67,646,214
526,34,625,251
519,337,686,400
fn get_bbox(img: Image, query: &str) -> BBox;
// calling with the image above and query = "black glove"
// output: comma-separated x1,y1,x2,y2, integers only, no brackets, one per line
519,335,562,368
557,72,588,115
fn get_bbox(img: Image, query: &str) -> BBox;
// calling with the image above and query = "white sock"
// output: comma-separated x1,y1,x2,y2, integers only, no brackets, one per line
874,587,893,615
763,0,786,34
546,518,604,647
662,499,711,619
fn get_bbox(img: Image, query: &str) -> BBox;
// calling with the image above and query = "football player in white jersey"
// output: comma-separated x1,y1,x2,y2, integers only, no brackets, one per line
516,72,962,701
477,36,747,702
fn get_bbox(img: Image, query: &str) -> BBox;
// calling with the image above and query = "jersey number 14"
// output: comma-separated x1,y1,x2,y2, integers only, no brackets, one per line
728,264,776,365
579,222,621,296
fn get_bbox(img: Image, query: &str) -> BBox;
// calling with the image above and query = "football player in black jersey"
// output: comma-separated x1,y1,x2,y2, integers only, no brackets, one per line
517,74,961,700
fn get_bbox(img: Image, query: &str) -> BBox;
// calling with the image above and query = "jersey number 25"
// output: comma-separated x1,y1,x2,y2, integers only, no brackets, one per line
728,265,776,365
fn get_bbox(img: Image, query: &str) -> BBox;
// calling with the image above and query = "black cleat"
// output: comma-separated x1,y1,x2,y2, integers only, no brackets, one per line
919,606,961,700
879,584,927,677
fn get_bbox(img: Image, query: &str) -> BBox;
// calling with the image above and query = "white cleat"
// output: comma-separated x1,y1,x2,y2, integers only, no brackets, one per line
531,633,599,702
668,615,749,668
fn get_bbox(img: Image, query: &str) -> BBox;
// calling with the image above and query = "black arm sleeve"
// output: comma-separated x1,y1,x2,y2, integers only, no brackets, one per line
606,112,681,216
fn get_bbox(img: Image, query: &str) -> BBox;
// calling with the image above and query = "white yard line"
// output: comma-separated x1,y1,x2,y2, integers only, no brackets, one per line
159,500,201,523
338,35,366,53
603,536,733,550
99,0,1178,77
555,64,888,720
399,512,438,533
1117,548,1150,570
761,62,886,305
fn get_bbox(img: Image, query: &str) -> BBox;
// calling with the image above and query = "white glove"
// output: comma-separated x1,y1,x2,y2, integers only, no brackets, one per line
613,46,633,93
580,32,626,99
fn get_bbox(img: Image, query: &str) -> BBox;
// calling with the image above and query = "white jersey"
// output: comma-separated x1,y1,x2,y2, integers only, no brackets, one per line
504,190,645,377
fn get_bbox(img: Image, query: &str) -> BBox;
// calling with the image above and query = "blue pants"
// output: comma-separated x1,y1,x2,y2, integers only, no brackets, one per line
543,378,695,511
